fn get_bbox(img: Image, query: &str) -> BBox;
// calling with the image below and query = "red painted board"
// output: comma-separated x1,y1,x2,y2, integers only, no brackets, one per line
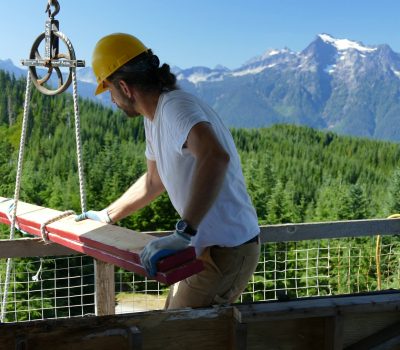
0,197,203,284
0,198,196,271
0,217,204,284
45,229,204,285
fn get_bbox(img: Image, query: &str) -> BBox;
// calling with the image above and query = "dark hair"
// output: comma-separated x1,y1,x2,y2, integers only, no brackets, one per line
108,50,178,93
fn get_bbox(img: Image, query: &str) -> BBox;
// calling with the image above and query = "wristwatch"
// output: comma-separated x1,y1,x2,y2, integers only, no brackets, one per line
176,219,197,236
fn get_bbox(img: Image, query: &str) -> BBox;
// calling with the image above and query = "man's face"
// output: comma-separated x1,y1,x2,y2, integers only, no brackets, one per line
105,80,141,118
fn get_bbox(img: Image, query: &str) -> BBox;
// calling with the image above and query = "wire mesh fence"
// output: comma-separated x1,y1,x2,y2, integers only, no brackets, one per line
1,234,399,321
0,255,95,322
241,235,400,303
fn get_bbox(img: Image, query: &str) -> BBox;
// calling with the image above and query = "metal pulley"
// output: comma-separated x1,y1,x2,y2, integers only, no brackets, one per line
21,0,85,96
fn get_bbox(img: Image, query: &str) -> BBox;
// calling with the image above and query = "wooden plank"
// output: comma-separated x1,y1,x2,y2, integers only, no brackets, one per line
230,320,247,350
344,320,400,350
235,292,400,323
95,260,116,316
0,228,202,286
341,310,400,348
0,306,236,350
324,316,344,350
237,294,400,350
27,219,203,285
1,218,198,276
2,296,400,349
260,218,400,243
11,327,141,350
0,198,196,271
0,197,203,284
245,316,327,350
0,238,76,258
127,326,143,350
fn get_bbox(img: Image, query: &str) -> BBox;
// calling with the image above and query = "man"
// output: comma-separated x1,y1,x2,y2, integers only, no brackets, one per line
77,33,260,309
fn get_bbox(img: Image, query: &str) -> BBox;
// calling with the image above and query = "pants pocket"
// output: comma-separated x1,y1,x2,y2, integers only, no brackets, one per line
212,245,260,304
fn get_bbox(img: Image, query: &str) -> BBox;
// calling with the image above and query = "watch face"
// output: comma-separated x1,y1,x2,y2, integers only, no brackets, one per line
176,220,187,232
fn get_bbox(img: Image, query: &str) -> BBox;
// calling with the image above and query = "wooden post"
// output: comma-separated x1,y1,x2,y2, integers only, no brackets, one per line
230,321,247,350
95,259,115,316
128,326,143,349
324,316,344,350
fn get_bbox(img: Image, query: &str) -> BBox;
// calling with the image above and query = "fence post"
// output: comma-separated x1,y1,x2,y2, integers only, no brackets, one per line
95,259,115,316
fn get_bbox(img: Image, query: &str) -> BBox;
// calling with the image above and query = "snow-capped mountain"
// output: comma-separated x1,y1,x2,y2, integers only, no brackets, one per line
3,33,400,141
174,65,229,84
175,33,400,140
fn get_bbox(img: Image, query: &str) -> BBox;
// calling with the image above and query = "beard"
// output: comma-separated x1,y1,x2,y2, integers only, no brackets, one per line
116,93,141,118
121,106,141,118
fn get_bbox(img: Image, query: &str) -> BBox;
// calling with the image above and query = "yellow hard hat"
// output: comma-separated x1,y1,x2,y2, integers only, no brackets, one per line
92,33,148,95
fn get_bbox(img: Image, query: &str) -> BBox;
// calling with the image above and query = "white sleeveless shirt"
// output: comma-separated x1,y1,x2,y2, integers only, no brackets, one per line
144,90,259,255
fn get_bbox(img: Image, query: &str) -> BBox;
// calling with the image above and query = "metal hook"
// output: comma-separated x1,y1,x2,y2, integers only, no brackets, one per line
45,0,60,19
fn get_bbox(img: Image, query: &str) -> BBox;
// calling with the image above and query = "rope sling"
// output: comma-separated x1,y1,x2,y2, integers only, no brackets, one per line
0,0,86,322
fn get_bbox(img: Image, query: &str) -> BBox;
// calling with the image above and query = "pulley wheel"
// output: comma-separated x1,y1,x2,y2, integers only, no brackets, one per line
29,31,75,96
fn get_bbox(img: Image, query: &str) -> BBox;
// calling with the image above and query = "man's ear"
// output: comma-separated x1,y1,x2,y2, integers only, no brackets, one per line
118,80,132,98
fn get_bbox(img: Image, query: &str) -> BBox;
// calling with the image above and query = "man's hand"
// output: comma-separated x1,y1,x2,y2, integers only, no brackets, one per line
140,231,191,277
75,209,112,223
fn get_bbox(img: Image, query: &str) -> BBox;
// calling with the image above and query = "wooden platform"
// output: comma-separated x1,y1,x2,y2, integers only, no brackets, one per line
0,197,203,285
1,291,399,349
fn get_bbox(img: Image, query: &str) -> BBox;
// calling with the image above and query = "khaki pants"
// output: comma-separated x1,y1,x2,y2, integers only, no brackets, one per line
165,239,260,309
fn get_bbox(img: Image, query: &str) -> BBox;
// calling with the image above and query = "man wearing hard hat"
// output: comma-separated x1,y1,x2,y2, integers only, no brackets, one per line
78,33,260,309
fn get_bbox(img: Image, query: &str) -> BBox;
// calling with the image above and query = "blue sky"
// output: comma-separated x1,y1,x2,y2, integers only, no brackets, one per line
1,0,400,70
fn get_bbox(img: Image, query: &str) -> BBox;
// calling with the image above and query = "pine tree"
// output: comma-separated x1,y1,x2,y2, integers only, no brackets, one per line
338,184,369,220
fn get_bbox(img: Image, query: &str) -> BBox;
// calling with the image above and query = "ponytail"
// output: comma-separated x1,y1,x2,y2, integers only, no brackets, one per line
108,50,178,92
157,63,177,91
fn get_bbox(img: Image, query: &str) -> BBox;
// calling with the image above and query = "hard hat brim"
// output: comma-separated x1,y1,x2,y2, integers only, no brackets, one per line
95,82,108,96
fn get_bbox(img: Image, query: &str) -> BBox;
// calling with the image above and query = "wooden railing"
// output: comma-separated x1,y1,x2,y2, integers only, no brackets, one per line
1,217,400,316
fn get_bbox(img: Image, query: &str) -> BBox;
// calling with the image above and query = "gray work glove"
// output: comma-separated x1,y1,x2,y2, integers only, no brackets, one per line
75,209,112,223
140,231,192,277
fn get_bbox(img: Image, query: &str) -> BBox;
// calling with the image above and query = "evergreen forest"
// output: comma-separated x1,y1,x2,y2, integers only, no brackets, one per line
1,70,400,320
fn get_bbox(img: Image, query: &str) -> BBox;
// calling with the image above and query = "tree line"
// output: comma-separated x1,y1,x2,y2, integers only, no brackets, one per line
1,69,400,319
2,70,400,228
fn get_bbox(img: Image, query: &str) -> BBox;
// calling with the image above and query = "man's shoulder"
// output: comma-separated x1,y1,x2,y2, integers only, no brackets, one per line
160,90,200,113
163,89,193,102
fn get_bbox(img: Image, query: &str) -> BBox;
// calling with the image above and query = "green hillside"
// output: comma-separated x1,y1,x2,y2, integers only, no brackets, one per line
1,69,400,234
2,70,400,321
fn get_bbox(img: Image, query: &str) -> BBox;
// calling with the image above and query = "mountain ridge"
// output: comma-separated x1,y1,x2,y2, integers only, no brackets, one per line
2,33,400,141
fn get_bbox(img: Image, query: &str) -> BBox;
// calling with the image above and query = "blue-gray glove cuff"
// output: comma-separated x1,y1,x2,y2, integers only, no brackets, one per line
75,209,112,223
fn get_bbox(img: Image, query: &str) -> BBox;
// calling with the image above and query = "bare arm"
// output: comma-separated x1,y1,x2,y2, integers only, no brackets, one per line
107,159,165,223
182,122,230,229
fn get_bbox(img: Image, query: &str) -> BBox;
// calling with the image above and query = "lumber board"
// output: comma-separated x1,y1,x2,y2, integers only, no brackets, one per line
234,291,400,323
0,238,76,257
344,319,400,350
0,306,237,350
235,292,400,350
0,198,194,271
1,293,400,349
260,218,400,243
0,197,203,284
95,260,116,316
324,316,344,350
